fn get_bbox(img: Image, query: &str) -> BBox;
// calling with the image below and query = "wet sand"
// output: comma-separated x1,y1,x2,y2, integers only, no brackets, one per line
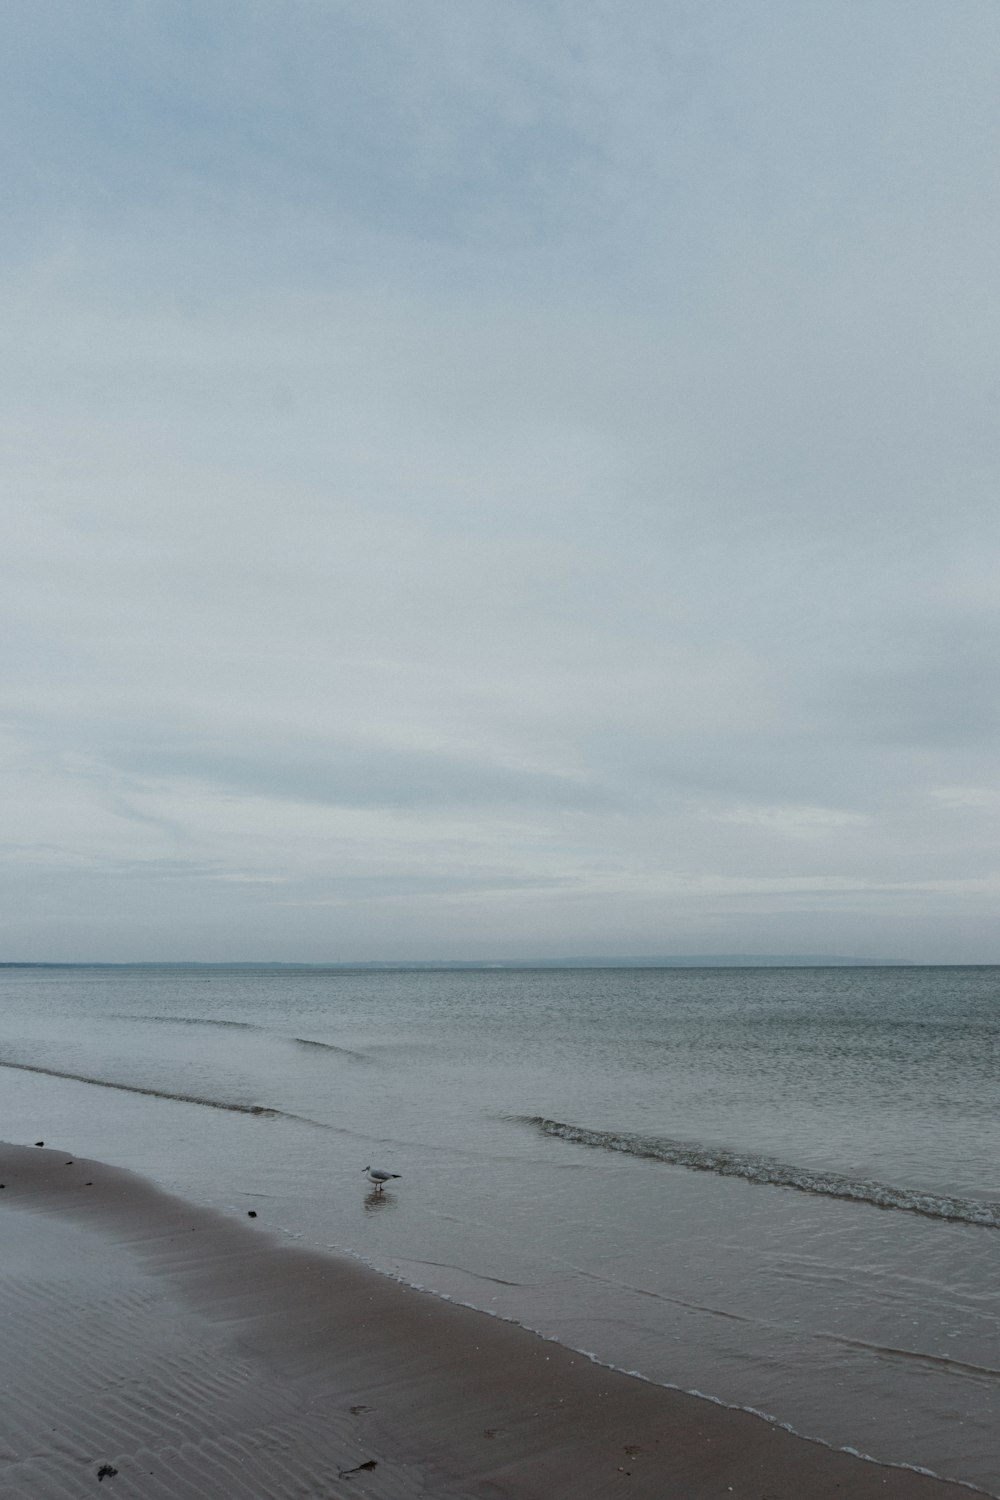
0,1141,977,1499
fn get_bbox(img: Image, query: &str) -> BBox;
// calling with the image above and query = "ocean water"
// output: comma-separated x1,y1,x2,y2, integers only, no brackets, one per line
1,964,998,1492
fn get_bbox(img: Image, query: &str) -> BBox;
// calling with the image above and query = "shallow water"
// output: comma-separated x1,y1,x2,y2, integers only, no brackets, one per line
1,964,997,1491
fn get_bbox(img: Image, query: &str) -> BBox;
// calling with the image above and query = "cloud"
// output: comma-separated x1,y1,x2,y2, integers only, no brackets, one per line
107,739,609,813
698,803,871,838
928,786,1000,813
1,3,999,960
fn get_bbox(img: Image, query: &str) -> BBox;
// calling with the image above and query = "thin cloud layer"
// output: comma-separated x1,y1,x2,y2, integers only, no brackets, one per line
2,2,999,961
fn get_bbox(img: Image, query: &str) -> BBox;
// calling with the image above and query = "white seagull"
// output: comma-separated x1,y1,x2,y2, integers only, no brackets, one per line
362,1165,401,1192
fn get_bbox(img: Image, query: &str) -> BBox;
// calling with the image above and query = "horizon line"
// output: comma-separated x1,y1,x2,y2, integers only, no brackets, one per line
8,954,996,971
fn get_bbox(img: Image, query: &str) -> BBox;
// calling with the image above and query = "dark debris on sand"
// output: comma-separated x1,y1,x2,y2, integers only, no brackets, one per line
339,1459,378,1477
96,1463,118,1480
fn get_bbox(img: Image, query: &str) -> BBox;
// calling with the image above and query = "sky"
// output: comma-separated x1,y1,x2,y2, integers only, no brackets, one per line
3,1,1000,963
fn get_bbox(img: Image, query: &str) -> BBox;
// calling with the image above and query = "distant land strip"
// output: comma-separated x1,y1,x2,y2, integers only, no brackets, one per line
0,954,925,969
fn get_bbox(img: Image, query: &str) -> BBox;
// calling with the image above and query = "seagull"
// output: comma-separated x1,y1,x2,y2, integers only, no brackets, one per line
363,1166,401,1193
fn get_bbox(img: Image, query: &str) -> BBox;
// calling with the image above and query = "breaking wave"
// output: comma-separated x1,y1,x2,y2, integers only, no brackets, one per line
519,1116,1000,1229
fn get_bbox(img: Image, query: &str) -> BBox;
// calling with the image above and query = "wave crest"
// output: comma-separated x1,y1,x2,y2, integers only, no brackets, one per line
519,1116,1000,1229
0,1057,326,1127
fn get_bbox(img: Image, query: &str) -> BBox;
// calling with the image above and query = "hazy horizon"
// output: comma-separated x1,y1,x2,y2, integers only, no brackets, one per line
0,951,983,970
4,3,1000,964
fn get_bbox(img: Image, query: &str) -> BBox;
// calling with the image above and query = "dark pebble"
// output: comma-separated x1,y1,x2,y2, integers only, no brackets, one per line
85,1181,93,1186
35,1141,44,1147
247,1210,257,1218
65,1160,73,1165
96,1463,118,1480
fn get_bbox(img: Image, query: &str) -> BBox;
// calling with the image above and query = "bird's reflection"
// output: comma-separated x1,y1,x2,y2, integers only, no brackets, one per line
364,1187,396,1214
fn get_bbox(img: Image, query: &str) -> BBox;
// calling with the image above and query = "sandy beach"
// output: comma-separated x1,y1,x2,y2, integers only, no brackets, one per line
0,1141,977,1500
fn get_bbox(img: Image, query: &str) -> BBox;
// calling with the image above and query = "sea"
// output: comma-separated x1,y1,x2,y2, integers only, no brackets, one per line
1,964,997,1492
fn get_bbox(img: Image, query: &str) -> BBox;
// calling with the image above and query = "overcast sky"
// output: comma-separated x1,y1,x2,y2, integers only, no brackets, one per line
3,2,999,963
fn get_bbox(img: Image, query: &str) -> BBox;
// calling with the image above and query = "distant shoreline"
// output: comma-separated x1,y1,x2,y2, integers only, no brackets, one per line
4,956,972,972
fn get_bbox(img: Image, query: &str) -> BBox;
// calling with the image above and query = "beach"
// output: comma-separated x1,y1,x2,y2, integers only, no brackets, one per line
0,1140,977,1499
0,960,995,1488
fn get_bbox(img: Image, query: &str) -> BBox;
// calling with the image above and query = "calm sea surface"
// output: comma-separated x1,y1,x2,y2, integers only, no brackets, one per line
1,965,998,1491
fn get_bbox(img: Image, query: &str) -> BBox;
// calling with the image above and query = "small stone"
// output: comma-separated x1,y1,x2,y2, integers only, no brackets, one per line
247,1210,257,1218
35,1140,44,1147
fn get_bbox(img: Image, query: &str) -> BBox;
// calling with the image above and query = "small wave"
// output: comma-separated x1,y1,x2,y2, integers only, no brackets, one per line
0,1057,327,1128
564,1260,1000,1385
110,1014,371,1062
394,1255,527,1289
815,1333,1000,1384
293,1037,369,1061
110,1014,262,1031
110,1015,370,1060
519,1116,1000,1230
